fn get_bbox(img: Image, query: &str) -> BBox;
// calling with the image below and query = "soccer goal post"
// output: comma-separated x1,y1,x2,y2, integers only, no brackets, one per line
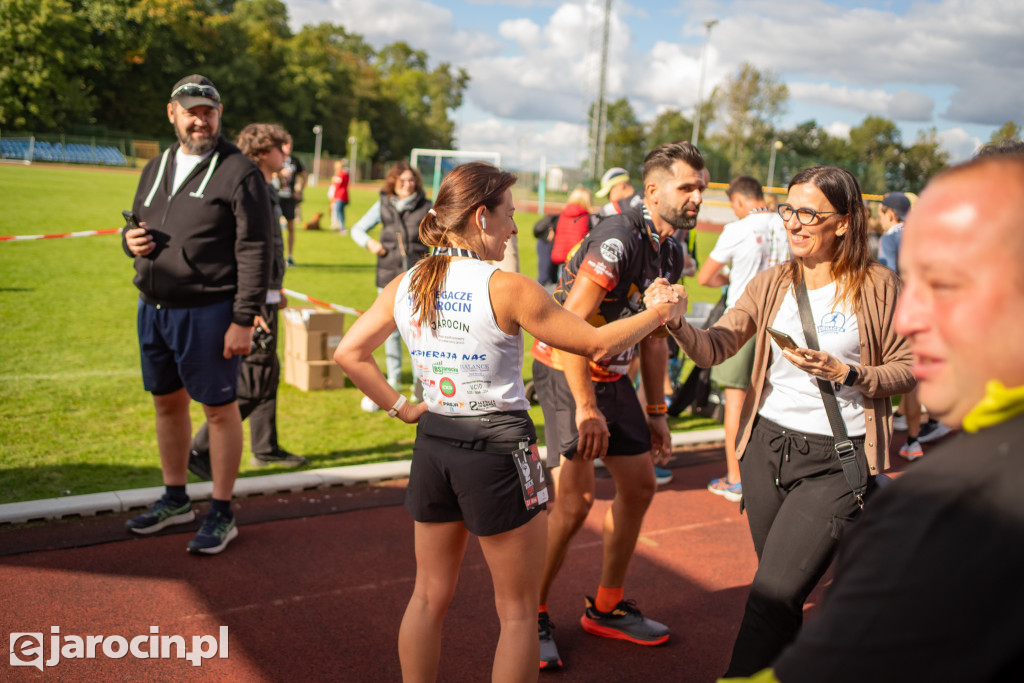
410,148,503,198
0,133,35,165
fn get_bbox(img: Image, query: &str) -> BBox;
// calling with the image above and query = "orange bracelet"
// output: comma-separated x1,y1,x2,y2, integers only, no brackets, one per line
646,403,668,415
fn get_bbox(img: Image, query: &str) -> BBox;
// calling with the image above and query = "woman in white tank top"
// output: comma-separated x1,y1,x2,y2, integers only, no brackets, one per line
336,162,687,682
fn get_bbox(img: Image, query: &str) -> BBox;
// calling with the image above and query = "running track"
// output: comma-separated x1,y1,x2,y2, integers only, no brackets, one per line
1,444,919,682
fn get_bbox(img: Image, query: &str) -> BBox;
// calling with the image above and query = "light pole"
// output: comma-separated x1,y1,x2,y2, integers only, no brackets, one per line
690,18,718,147
348,135,358,183
767,139,783,191
311,125,323,186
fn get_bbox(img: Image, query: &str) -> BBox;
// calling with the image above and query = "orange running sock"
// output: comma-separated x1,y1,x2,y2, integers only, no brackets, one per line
539,604,548,614
595,586,623,613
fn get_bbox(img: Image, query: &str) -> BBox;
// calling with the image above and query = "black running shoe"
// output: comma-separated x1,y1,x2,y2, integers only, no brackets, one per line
186,510,238,555
188,449,213,481
125,496,195,535
580,595,669,645
538,611,562,669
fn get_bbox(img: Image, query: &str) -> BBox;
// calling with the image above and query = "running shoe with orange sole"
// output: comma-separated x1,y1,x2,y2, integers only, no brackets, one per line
580,596,669,645
538,611,562,669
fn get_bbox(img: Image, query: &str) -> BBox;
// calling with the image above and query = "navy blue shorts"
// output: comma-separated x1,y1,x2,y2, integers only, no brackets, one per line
137,298,241,406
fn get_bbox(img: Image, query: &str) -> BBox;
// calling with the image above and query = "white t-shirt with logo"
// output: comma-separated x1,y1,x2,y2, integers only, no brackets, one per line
394,259,529,416
709,210,778,310
758,280,865,436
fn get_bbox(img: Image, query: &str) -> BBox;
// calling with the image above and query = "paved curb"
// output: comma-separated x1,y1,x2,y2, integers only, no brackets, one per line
0,428,724,526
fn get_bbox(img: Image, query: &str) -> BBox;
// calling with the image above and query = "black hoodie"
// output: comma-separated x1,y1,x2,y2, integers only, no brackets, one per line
123,137,272,326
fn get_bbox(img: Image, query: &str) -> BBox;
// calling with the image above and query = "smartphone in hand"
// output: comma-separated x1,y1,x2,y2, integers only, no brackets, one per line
122,210,143,230
766,326,799,352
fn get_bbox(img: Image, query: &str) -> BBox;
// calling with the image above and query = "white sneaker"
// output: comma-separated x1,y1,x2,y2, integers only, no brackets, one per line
918,421,952,443
892,414,908,431
360,396,380,412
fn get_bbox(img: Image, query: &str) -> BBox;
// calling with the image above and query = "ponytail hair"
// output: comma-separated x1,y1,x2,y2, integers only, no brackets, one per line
410,162,517,328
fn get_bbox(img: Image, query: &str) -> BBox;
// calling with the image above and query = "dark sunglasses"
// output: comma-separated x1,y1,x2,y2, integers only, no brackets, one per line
170,83,221,102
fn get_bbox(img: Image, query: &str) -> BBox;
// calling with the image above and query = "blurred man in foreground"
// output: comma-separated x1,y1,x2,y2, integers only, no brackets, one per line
721,153,1024,682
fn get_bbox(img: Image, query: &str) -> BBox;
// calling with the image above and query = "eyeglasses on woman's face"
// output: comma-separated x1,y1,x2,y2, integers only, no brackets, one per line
777,203,838,225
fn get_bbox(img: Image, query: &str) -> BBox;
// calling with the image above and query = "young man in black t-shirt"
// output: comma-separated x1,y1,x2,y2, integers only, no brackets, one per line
275,136,306,265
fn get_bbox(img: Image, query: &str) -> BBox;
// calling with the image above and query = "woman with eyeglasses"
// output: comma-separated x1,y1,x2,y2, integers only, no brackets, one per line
350,161,433,408
662,165,914,676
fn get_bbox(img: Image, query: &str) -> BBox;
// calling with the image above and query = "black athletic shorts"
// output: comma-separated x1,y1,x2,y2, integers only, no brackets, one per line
532,360,652,467
405,410,545,537
279,197,298,221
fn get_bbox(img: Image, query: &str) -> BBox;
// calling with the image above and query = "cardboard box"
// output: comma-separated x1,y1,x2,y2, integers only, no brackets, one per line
282,306,345,361
282,306,347,391
284,355,347,391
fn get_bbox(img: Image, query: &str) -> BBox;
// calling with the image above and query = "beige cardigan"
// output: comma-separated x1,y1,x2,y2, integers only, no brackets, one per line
670,263,915,474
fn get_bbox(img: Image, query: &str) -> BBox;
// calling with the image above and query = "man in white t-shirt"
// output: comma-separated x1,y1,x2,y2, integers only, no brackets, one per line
596,167,643,216
697,176,790,502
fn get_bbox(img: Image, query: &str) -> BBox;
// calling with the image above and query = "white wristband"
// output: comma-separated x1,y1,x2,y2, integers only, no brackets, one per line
388,394,408,418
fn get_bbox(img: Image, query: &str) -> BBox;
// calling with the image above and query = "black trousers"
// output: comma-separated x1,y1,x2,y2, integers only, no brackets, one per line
192,305,280,456
725,416,867,677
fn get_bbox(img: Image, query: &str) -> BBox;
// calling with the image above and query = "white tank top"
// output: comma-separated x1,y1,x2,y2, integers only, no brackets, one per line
395,259,529,416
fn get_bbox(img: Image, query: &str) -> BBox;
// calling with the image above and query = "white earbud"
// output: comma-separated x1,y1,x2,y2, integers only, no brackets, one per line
481,215,488,231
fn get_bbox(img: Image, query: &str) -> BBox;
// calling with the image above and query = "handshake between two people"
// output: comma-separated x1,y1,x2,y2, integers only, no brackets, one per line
643,277,688,328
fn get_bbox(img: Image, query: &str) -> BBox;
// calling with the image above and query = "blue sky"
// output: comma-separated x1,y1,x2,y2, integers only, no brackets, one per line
283,0,1022,172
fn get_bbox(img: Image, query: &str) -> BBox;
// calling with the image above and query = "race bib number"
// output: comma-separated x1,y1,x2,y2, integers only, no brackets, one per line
512,442,549,510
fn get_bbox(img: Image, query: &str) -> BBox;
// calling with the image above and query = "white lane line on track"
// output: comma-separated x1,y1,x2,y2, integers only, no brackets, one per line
181,575,418,621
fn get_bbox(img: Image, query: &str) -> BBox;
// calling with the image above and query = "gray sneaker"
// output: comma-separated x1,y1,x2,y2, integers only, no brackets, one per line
251,449,308,468
918,421,952,443
538,611,562,669
126,496,195,535
580,596,669,645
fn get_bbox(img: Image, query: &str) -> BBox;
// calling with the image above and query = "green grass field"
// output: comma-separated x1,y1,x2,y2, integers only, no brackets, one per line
0,163,723,504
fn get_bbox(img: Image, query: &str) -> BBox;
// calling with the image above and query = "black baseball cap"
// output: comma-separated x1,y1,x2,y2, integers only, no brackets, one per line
169,74,221,109
881,192,911,220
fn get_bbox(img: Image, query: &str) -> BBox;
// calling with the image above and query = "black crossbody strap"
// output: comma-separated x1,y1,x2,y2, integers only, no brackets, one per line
795,278,867,507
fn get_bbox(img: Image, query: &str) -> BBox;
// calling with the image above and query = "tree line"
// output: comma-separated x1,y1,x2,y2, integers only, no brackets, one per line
0,0,468,163
593,62,1020,194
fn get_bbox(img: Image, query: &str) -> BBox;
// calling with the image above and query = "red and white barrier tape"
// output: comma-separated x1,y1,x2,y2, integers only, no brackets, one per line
0,230,365,317
0,228,122,242
282,288,363,316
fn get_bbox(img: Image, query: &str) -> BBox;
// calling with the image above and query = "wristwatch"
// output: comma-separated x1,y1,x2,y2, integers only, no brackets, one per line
388,395,408,418
834,365,859,392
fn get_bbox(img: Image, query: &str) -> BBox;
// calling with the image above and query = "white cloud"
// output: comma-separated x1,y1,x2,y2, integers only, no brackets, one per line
286,0,491,62
708,0,1024,126
787,83,933,121
499,18,541,47
463,2,633,123
457,117,588,169
937,127,982,163
279,0,1017,167
825,121,851,140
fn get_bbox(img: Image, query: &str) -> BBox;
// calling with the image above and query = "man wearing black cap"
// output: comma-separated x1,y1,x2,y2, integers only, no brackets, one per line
121,74,273,555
